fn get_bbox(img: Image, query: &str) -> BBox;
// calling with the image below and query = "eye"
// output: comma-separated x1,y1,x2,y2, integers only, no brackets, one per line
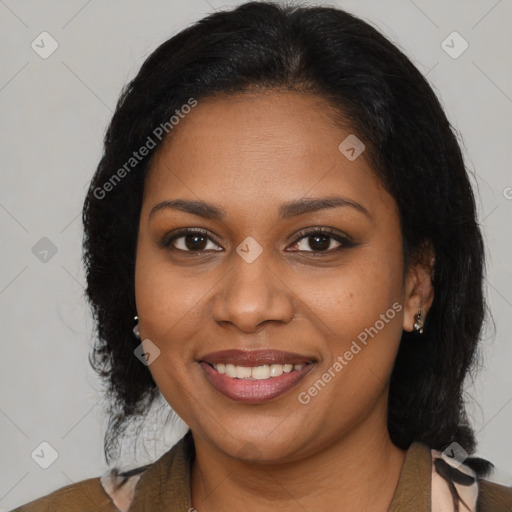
287,228,354,253
163,228,223,252
162,227,354,254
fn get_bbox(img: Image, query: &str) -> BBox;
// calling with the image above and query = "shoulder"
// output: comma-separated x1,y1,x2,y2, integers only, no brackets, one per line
10,430,194,512
8,476,121,512
430,447,512,512
10,464,152,512
477,479,512,511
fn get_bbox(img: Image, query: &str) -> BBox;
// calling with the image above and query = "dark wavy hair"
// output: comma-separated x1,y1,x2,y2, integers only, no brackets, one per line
82,1,492,475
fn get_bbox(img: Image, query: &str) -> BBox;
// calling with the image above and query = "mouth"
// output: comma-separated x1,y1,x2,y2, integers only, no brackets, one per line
198,349,317,403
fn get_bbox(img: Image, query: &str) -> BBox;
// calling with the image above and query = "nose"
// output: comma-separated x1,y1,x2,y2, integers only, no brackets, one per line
212,250,295,333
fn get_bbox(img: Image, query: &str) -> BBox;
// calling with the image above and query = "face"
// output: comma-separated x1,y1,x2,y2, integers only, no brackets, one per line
134,91,424,463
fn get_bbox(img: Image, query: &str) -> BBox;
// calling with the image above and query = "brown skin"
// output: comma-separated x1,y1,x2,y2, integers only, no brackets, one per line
134,90,434,511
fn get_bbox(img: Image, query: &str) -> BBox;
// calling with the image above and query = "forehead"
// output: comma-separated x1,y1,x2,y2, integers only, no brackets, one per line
142,91,392,220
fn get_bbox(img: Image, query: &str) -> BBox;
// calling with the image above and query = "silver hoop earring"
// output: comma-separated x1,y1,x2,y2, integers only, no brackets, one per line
413,307,424,334
133,315,141,340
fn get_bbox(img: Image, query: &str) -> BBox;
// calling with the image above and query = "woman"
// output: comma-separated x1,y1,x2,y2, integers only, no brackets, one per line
11,2,511,511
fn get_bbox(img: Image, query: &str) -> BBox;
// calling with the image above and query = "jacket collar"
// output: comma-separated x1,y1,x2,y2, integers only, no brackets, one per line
128,431,432,511
128,429,194,510
388,441,432,511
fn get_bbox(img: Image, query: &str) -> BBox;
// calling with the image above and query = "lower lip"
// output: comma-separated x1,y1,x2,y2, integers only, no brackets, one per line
199,362,315,403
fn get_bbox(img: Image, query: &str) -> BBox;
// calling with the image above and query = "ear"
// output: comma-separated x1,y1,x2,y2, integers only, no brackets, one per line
403,243,435,332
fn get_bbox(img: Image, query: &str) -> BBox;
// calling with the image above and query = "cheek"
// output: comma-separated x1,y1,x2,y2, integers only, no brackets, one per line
134,249,208,417
299,249,404,397
293,273,404,440
302,249,403,341
134,242,211,346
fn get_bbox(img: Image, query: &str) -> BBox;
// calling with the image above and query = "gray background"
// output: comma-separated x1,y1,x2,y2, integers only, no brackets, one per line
1,0,511,509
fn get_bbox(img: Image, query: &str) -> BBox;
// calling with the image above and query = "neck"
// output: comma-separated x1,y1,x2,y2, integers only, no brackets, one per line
190,402,407,511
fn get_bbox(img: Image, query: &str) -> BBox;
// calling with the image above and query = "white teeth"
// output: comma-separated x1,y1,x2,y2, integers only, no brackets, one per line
235,366,252,379
251,365,271,380
225,364,237,378
270,364,283,377
212,362,308,379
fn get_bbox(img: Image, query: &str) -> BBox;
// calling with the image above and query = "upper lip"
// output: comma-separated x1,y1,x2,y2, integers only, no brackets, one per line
199,349,316,367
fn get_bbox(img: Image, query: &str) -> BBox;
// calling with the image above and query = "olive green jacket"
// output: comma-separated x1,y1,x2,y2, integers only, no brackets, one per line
10,431,512,511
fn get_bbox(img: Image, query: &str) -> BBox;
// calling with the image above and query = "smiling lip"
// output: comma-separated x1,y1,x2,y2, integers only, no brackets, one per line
199,349,316,367
198,349,317,403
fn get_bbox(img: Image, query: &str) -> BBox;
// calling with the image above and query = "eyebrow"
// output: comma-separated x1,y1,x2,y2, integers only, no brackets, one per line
148,195,371,221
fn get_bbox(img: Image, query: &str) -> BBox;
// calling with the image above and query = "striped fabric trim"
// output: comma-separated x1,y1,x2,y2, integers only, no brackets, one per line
100,466,148,511
431,449,479,511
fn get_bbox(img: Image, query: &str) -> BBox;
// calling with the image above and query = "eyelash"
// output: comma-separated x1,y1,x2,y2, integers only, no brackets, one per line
162,227,355,255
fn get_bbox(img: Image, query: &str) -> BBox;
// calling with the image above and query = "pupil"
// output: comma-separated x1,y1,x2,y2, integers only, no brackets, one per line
310,234,329,251
186,234,206,250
